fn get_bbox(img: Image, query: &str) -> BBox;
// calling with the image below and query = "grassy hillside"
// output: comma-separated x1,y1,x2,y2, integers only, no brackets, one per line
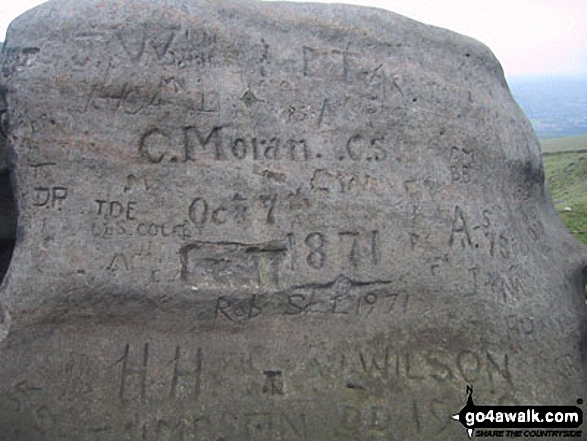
542,148,587,245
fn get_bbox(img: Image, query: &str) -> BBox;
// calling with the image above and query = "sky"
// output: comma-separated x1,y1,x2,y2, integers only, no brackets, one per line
2,0,587,79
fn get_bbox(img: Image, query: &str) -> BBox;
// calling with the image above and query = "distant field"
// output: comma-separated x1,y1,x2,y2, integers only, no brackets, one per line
540,133,587,154
508,75,587,139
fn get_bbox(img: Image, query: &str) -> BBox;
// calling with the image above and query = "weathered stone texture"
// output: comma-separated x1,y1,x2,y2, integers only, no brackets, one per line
0,0,585,439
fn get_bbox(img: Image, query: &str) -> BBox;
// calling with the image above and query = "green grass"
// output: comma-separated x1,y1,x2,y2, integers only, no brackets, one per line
542,148,587,245
540,138,587,302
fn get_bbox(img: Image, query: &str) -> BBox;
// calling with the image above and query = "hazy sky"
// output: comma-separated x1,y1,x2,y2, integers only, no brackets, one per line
2,0,587,78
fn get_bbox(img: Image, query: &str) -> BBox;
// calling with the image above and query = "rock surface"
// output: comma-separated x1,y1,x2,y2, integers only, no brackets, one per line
0,0,586,439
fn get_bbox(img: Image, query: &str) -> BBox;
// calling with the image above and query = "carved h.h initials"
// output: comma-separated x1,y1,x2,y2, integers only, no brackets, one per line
118,343,149,403
170,346,202,401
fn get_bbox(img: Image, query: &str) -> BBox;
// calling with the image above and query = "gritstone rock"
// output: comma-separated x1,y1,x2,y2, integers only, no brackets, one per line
0,1,586,439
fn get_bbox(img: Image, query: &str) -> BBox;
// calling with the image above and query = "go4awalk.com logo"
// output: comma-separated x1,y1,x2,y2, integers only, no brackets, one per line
451,386,583,438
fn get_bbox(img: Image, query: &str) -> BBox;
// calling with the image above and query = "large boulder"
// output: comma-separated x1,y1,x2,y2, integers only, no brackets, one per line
0,0,585,439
